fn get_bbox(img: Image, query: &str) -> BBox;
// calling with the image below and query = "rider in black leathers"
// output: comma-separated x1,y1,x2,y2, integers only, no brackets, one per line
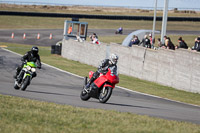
14,46,41,80
85,53,118,90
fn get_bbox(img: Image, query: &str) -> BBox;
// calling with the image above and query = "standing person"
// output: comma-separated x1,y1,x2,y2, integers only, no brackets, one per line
14,46,42,79
157,38,162,47
149,33,155,47
178,37,188,49
85,53,118,90
68,25,72,34
140,35,151,48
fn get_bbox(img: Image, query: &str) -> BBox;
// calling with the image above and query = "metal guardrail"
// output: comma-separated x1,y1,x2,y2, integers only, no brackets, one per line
0,11,200,21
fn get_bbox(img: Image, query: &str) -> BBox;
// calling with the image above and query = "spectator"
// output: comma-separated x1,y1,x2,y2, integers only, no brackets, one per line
157,38,162,47
177,37,188,49
192,38,198,50
149,33,155,47
92,37,100,44
133,36,140,45
89,33,98,41
89,33,100,44
166,37,175,50
128,35,135,47
140,35,151,48
68,25,72,34
192,37,200,52
163,35,168,47
129,35,140,47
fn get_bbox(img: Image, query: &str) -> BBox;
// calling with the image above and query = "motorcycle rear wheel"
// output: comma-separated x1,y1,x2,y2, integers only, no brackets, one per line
99,86,112,103
21,76,30,91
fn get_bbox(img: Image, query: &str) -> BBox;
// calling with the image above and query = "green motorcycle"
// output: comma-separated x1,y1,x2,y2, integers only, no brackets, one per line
14,61,37,91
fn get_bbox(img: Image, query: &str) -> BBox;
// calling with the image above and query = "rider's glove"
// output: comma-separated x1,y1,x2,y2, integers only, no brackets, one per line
22,60,27,64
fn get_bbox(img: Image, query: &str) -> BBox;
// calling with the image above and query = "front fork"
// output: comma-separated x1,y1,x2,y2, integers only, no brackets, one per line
102,84,113,94
17,70,32,83
17,70,25,83
84,77,88,86
102,87,106,94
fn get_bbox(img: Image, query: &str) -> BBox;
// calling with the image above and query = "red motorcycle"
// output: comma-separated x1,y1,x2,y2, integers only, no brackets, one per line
80,68,119,103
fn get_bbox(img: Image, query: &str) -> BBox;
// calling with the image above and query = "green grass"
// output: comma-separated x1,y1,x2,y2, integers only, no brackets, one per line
1,42,200,106
1,94,200,133
1,15,200,32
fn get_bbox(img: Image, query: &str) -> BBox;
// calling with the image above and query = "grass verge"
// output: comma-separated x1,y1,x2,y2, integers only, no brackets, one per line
1,15,200,32
1,94,200,133
1,42,200,106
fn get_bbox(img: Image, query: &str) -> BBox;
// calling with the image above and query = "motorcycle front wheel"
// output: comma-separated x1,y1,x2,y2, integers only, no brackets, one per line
80,87,91,101
21,76,30,91
14,81,20,90
99,86,112,103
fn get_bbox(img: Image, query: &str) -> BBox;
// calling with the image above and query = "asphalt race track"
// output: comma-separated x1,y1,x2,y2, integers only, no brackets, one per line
0,48,200,124
0,29,199,46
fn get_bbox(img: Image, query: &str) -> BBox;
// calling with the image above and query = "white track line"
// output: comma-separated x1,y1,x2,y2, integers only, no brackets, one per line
2,48,200,108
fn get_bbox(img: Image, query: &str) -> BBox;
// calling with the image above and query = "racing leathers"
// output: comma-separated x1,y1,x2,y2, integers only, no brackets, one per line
14,51,41,79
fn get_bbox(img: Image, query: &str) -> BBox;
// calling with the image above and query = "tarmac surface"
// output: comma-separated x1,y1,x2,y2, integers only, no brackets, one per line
0,29,199,46
0,48,200,124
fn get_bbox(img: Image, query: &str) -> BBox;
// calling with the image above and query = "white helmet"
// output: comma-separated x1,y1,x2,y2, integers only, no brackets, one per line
110,53,118,65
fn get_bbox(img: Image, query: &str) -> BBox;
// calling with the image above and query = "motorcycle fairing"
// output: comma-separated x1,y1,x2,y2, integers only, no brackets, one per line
93,75,108,88
103,84,114,88
89,71,94,79
26,62,37,68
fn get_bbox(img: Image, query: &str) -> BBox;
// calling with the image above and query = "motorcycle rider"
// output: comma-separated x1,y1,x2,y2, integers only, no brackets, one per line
85,53,119,90
14,46,41,80
115,27,123,34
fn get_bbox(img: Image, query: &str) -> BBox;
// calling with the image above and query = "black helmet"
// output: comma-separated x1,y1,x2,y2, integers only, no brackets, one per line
31,46,39,55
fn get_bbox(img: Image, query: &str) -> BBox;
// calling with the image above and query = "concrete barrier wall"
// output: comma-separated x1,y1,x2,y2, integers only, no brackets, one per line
62,39,200,93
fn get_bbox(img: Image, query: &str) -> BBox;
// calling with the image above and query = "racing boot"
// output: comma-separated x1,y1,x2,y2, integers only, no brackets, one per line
84,82,91,92
84,72,98,92
13,70,19,79
84,77,95,92
13,66,21,79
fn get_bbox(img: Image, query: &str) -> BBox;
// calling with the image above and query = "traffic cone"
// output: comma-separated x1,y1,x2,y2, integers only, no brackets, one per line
49,33,53,39
11,32,14,39
23,33,26,39
37,33,40,39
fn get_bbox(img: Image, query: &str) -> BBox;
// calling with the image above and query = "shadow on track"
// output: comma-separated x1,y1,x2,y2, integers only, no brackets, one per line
106,102,158,109
26,90,76,97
